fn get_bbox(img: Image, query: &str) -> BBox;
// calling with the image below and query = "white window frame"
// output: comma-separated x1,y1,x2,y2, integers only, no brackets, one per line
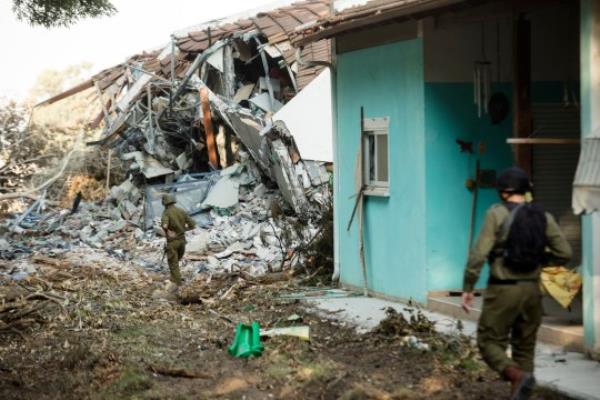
363,117,390,197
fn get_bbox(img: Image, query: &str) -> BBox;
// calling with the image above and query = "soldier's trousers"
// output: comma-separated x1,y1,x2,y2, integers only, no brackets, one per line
476,282,543,374
166,238,185,284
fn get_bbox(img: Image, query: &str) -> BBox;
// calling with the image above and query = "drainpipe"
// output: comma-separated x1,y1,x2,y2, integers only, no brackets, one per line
330,37,340,283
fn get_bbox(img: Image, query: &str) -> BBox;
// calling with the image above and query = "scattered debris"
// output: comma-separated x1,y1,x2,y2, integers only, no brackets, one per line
228,321,264,358
261,325,310,341
373,307,435,337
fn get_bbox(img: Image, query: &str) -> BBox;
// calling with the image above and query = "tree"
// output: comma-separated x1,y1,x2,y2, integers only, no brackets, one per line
12,0,116,28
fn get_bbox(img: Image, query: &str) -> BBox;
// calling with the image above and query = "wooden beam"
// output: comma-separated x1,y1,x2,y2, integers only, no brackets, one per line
507,138,581,145
200,88,219,169
512,15,533,175
36,79,94,107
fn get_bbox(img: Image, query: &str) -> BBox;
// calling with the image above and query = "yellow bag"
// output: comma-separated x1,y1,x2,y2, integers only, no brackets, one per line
540,266,582,308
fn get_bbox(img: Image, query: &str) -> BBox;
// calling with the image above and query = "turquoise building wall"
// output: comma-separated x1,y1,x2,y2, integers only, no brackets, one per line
335,39,428,303
580,0,599,358
424,83,513,291
335,9,586,307
424,81,574,292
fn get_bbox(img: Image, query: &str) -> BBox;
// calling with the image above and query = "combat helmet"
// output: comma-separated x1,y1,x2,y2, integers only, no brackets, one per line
162,194,176,206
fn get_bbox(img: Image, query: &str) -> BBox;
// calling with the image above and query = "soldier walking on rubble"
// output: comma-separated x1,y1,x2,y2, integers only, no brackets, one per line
461,167,571,400
161,194,196,285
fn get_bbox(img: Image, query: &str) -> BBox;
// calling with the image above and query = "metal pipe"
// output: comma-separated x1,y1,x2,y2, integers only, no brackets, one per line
254,37,275,111
170,35,176,87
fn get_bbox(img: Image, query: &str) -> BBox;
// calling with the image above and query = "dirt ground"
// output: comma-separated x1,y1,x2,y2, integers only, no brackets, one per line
0,253,572,400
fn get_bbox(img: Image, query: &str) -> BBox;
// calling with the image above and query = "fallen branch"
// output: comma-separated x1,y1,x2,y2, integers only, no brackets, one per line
208,308,234,324
0,130,84,201
148,365,213,379
31,255,70,269
300,266,324,283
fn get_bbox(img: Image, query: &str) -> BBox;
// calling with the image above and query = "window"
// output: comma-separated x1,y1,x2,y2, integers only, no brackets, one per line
363,117,389,196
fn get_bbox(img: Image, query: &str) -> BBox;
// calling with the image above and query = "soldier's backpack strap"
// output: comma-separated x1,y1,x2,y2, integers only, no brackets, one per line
489,203,526,263
499,203,526,243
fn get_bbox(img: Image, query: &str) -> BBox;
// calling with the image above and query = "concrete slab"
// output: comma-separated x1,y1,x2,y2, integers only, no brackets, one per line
306,294,600,400
428,295,585,352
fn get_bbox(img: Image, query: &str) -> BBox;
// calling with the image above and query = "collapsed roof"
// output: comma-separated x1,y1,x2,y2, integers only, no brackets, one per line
39,0,334,215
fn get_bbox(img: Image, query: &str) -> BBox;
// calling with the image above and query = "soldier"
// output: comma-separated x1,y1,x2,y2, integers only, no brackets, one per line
161,194,196,285
461,167,571,400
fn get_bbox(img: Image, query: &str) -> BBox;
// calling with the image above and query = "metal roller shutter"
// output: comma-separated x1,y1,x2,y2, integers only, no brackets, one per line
532,103,581,266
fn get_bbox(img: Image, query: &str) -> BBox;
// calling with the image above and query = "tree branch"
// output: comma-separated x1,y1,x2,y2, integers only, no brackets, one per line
0,131,83,201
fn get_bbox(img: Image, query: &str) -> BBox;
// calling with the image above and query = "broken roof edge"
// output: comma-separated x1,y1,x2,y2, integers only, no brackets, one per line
294,0,474,45
38,0,334,108
35,79,94,107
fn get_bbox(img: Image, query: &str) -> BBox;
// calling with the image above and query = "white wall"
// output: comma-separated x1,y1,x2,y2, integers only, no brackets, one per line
273,68,333,162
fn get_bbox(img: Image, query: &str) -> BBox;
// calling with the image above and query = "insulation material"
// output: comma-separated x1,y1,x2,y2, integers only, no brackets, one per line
226,111,267,170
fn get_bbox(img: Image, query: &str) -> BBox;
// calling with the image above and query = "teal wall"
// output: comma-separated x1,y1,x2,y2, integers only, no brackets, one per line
424,83,514,291
335,39,427,303
335,29,584,303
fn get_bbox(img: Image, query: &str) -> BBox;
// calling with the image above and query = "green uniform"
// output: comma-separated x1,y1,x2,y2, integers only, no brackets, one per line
463,203,571,373
161,205,196,284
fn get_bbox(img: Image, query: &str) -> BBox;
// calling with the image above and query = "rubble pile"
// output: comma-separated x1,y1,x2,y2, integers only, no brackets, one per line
1,154,330,283
39,0,333,215
1,1,335,284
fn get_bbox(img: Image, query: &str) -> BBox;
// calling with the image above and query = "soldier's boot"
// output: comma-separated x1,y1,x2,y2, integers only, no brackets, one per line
503,365,535,400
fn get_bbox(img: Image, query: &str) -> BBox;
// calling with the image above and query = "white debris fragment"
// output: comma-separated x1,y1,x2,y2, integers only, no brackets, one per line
201,175,240,210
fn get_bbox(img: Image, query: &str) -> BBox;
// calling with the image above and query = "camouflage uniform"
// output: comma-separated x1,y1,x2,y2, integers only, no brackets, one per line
161,196,196,285
463,203,571,373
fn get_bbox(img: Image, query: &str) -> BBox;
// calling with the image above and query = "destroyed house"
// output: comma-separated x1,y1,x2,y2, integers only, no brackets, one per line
297,0,600,358
42,0,335,220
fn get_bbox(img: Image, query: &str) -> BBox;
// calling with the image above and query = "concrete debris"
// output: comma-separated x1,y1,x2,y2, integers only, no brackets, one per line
122,151,175,179
2,1,334,287
233,84,255,103
249,93,283,113
40,6,333,217
201,176,240,210
1,159,327,282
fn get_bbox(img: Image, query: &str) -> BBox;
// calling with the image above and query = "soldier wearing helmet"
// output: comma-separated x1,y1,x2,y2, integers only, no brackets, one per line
461,167,571,400
161,194,196,285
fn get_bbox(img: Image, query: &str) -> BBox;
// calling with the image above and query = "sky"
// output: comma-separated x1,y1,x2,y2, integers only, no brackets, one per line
0,0,292,101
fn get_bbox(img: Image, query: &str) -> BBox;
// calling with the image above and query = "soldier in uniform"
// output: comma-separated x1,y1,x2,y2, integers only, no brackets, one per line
461,167,571,400
161,194,196,285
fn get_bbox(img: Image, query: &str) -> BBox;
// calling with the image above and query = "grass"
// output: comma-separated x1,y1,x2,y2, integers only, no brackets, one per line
104,367,152,399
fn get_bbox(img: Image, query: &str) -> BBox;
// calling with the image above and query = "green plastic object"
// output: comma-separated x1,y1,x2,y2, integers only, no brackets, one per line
228,322,264,358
